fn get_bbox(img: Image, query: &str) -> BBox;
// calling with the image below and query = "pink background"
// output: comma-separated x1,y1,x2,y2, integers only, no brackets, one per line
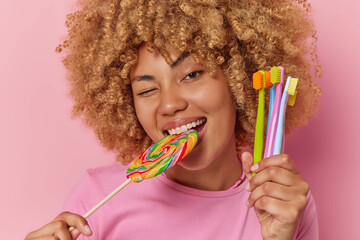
1,0,359,239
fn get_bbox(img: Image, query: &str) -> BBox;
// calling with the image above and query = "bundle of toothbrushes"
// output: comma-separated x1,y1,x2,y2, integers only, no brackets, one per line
252,66,298,167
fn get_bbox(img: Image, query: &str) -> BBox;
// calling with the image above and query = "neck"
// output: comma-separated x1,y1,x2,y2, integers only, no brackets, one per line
165,145,243,191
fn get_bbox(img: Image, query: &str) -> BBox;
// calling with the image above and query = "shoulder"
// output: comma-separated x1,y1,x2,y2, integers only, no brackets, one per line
79,161,129,192
295,191,319,239
61,161,129,214
303,191,318,224
86,161,128,183
87,161,128,176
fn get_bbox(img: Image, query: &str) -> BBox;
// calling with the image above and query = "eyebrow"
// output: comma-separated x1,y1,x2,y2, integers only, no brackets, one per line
131,52,190,82
131,75,154,82
170,52,190,69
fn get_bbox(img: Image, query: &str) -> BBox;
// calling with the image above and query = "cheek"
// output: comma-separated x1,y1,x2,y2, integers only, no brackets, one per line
189,81,234,114
134,100,154,135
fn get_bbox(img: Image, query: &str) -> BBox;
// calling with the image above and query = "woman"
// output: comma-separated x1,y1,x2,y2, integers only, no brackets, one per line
26,0,321,239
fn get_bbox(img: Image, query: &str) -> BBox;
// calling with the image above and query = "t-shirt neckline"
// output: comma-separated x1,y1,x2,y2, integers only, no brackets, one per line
155,172,248,198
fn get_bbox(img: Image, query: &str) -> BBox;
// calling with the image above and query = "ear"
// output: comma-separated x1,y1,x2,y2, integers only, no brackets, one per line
241,151,254,180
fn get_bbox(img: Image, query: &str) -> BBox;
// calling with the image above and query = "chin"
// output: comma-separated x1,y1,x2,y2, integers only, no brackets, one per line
176,147,213,171
176,161,207,171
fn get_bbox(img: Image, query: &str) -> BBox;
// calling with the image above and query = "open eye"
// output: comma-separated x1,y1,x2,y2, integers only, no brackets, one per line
184,70,204,80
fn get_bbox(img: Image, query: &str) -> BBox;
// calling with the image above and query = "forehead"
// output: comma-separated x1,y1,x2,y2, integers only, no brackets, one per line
137,44,165,64
130,45,167,79
137,44,182,64
130,44,194,78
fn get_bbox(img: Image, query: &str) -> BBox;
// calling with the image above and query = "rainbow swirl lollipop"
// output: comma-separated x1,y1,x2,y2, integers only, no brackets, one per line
127,129,199,182
68,130,199,229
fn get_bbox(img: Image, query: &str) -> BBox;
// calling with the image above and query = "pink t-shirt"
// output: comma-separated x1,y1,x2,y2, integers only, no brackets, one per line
61,162,318,239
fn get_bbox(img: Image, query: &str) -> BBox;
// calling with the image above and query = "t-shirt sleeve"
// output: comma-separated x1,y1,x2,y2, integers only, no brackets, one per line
295,191,319,240
60,172,99,240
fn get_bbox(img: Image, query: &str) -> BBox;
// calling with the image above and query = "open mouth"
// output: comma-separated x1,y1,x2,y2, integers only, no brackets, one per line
164,118,207,136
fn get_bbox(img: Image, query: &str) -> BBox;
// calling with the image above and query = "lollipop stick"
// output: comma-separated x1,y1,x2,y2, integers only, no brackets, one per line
69,178,132,231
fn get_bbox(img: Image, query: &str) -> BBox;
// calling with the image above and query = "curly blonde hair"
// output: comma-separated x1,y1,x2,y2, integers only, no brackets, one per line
57,0,321,164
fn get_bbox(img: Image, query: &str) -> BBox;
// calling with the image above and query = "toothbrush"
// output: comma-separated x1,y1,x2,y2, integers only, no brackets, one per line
263,66,284,158
287,89,297,106
281,80,298,153
266,84,276,136
272,77,298,155
252,70,266,171
265,70,275,143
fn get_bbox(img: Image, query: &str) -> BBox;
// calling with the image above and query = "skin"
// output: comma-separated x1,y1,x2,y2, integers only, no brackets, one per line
242,152,309,240
130,44,242,191
24,212,92,240
26,45,310,240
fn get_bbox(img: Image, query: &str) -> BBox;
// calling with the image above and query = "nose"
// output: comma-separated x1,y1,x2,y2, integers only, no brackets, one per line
158,88,188,116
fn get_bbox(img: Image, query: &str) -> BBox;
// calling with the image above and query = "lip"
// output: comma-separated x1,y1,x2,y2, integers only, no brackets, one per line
161,117,207,132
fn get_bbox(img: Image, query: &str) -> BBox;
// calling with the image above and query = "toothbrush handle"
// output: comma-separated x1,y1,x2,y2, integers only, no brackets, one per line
266,85,276,138
253,88,265,164
273,78,291,155
68,178,132,231
263,83,282,158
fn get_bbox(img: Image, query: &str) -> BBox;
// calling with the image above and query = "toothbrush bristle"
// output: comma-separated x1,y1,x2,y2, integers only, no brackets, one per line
252,71,264,90
287,78,298,95
288,91,297,106
270,67,281,84
265,71,273,88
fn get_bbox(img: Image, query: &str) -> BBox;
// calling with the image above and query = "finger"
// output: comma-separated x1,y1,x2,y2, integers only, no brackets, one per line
250,154,299,175
52,221,72,240
25,221,70,239
26,212,92,239
247,166,298,192
247,181,295,208
249,165,309,197
27,236,60,240
253,196,302,223
54,211,92,236
241,151,254,180
71,228,81,240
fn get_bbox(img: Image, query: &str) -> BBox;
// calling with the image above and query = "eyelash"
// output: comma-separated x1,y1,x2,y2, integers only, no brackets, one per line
184,70,204,80
136,70,204,96
137,88,156,96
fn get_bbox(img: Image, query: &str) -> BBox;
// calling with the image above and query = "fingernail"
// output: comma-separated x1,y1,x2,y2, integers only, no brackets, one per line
84,225,92,235
246,199,250,207
251,163,258,172
246,182,250,191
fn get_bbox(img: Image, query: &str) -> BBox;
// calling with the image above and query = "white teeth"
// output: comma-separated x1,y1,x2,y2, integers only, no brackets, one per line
181,126,187,132
166,118,206,135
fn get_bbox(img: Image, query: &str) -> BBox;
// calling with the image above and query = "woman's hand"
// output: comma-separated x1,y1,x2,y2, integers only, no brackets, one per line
25,211,92,240
242,152,309,240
